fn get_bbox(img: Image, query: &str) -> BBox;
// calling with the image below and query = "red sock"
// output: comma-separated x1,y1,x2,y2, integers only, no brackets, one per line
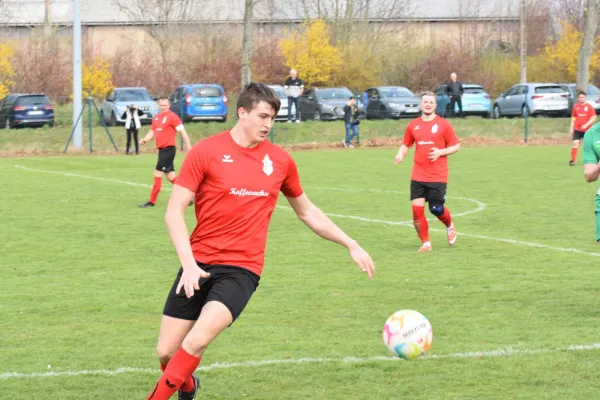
146,348,200,400
412,205,430,243
437,207,453,228
571,148,578,162
167,176,176,185
160,360,198,392
149,177,162,204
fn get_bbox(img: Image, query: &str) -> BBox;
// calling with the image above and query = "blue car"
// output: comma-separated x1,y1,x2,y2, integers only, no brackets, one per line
169,84,228,122
0,93,55,129
434,84,493,118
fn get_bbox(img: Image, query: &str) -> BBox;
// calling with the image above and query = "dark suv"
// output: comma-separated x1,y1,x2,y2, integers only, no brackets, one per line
0,93,55,129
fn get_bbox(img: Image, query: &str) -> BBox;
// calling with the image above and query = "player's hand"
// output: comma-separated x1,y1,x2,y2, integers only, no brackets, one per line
176,265,211,298
428,147,443,161
348,242,375,279
139,138,146,145
394,153,403,164
569,129,574,138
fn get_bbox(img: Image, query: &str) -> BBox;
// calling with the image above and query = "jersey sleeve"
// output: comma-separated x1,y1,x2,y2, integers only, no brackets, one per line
281,154,304,198
170,112,183,128
402,124,415,147
443,120,459,146
583,130,598,165
175,142,208,193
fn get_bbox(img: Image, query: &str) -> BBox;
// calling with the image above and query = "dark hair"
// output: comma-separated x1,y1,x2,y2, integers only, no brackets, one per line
157,96,170,102
237,82,281,117
349,96,355,99
577,90,587,97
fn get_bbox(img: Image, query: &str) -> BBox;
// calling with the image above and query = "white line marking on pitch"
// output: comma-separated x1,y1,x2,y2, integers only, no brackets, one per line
1,343,599,380
14,165,600,257
310,186,486,220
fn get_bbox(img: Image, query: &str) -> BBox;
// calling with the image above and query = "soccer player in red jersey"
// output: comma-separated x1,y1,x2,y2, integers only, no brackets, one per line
144,83,375,400
569,90,596,166
138,97,192,208
394,91,461,253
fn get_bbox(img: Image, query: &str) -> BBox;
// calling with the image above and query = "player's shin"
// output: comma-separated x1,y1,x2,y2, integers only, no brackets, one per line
159,361,197,393
150,177,162,204
412,205,430,243
146,348,200,400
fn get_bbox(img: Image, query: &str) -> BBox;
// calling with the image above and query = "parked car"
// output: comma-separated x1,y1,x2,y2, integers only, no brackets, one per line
101,87,159,126
267,84,296,121
0,93,54,129
169,84,227,122
493,83,569,118
557,83,600,115
434,84,492,118
363,86,420,119
299,87,364,121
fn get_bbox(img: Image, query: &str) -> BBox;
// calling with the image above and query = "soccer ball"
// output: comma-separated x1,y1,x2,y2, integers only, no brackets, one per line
382,309,433,360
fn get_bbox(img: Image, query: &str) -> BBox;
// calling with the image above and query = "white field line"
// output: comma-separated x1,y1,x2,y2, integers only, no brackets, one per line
2,343,600,380
14,165,600,257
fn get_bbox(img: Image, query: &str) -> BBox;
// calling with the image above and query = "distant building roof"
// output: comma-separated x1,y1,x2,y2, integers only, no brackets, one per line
1,0,520,26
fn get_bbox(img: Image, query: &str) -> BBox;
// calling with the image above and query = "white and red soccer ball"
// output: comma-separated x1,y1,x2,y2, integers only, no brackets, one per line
382,310,433,359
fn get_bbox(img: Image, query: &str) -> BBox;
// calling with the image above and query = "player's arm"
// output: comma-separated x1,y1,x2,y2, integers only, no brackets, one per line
430,122,460,161
165,145,210,297
176,124,192,151
139,129,154,145
285,193,375,279
394,144,411,164
583,115,597,130
584,163,600,182
583,133,600,182
570,117,575,135
395,125,414,164
438,143,461,156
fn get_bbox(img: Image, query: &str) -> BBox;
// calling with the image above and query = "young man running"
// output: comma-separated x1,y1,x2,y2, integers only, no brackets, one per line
139,97,192,208
394,91,461,252
144,83,375,400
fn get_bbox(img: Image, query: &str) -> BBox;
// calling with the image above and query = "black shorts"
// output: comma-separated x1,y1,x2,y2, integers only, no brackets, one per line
163,263,260,323
410,180,447,203
573,130,586,140
156,146,176,173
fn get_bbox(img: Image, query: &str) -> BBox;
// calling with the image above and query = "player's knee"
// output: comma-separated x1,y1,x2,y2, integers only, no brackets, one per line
429,203,444,217
181,334,211,357
156,343,177,364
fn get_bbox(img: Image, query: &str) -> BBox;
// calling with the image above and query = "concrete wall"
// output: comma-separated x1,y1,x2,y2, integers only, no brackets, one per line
0,19,519,59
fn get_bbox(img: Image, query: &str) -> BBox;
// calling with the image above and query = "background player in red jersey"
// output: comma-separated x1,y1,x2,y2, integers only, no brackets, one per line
144,83,375,400
394,91,461,253
138,97,192,208
569,90,596,166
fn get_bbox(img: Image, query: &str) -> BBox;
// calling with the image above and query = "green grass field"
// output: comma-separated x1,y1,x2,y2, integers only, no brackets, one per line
2,142,600,399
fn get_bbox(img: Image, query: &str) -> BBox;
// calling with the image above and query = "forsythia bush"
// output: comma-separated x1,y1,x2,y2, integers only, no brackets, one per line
0,43,16,99
281,19,341,86
82,56,114,99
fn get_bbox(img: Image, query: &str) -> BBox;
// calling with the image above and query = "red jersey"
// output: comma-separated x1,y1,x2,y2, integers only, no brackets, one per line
175,131,304,277
402,115,458,183
151,111,182,149
572,103,596,132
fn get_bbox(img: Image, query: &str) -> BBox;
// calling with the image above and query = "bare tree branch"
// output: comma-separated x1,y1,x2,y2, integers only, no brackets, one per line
114,0,206,66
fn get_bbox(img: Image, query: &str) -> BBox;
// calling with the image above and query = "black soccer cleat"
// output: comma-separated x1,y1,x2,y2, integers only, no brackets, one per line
569,160,575,166
139,201,155,208
178,374,200,400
